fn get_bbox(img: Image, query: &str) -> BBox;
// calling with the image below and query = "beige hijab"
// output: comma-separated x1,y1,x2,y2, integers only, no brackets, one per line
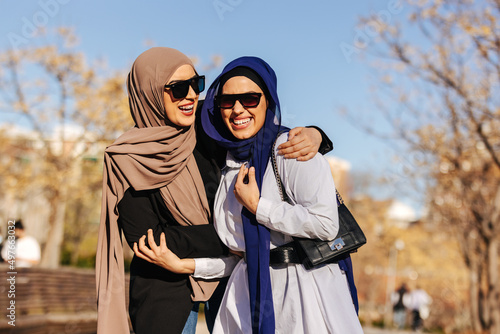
96,47,217,334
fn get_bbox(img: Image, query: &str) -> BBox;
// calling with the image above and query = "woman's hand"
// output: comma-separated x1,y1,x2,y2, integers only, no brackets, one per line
233,164,260,215
133,229,195,274
277,127,322,161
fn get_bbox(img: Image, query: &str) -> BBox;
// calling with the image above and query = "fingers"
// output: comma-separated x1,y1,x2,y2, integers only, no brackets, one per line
287,127,303,141
159,232,167,252
296,152,315,161
133,242,145,259
247,166,256,186
236,164,245,183
282,144,312,159
147,229,159,252
134,235,153,261
235,163,249,187
278,128,321,160
277,136,300,152
134,230,160,263
277,127,304,151
138,234,147,252
234,165,245,197
278,136,309,156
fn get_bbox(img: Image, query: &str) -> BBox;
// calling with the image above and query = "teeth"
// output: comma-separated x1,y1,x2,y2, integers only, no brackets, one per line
179,105,193,111
233,118,251,125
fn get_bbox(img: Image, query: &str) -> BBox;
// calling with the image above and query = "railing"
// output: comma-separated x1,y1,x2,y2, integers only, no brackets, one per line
0,264,130,334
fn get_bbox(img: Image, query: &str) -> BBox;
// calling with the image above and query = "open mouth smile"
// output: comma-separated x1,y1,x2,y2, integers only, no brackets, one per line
231,117,252,129
179,103,194,115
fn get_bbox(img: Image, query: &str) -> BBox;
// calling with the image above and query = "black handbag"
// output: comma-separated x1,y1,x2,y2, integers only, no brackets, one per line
271,133,367,269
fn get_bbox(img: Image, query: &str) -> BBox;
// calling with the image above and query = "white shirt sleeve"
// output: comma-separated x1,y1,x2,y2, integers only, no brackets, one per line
17,237,41,262
193,255,241,279
256,133,339,241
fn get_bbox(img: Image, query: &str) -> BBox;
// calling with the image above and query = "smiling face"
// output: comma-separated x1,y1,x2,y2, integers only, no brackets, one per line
219,76,268,140
163,64,199,127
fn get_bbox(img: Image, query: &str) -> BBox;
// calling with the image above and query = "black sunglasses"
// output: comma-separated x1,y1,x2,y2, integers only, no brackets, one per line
215,93,262,109
164,75,205,99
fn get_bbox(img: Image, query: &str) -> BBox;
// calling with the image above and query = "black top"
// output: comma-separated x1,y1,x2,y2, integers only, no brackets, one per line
118,150,227,334
117,102,333,334
118,105,227,334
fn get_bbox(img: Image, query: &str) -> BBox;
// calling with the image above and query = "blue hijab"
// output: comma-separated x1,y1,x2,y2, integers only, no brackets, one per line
201,56,287,333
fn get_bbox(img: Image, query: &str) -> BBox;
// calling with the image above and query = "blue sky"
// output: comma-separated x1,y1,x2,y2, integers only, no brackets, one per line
0,0,419,209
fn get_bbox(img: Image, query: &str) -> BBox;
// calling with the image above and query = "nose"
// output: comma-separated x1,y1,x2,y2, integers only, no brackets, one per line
232,100,245,114
186,84,197,99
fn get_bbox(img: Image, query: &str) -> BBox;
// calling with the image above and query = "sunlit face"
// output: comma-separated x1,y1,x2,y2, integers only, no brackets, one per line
220,76,268,140
163,64,199,127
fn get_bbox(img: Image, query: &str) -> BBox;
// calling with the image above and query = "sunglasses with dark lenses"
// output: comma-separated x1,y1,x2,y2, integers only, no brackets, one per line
164,75,205,99
215,93,262,109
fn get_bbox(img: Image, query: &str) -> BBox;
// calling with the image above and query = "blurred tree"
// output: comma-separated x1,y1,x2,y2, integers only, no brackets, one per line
0,28,131,268
347,195,394,325
349,190,468,332
354,1,500,333
61,155,104,267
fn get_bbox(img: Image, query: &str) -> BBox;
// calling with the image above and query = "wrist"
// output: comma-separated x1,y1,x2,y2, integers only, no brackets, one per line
249,197,259,215
313,129,322,147
179,258,195,274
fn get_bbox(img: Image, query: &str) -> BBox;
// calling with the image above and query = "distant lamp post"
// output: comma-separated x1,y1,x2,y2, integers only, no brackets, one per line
384,239,405,328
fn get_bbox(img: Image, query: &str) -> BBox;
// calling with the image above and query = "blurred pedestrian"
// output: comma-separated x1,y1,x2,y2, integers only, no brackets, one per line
407,285,432,332
1,219,41,267
391,282,410,329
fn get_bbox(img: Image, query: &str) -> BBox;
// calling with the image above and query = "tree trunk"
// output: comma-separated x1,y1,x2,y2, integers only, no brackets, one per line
469,259,483,333
488,238,500,334
40,188,67,268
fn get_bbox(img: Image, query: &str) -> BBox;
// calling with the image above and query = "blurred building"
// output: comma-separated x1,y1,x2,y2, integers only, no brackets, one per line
0,126,50,243
386,200,417,229
326,156,352,200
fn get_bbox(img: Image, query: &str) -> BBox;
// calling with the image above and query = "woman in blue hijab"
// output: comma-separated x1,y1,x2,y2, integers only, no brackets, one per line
135,56,363,333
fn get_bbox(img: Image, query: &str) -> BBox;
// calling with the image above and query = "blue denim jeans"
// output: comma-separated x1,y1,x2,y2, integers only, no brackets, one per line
182,277,229,334
181,302,200,334
393,308,406,329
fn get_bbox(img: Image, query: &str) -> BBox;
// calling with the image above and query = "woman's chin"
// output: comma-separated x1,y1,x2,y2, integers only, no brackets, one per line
171,115,196,128
230,128,258,140
229,122,260,140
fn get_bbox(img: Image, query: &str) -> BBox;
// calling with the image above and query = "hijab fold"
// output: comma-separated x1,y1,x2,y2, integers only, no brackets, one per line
96,47,216,334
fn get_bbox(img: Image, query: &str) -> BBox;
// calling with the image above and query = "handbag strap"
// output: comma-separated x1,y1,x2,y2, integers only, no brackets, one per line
271,130,290,203
271,131,342,207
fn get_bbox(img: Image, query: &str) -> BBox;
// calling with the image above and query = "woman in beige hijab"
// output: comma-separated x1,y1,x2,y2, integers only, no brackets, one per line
95,47,331,334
